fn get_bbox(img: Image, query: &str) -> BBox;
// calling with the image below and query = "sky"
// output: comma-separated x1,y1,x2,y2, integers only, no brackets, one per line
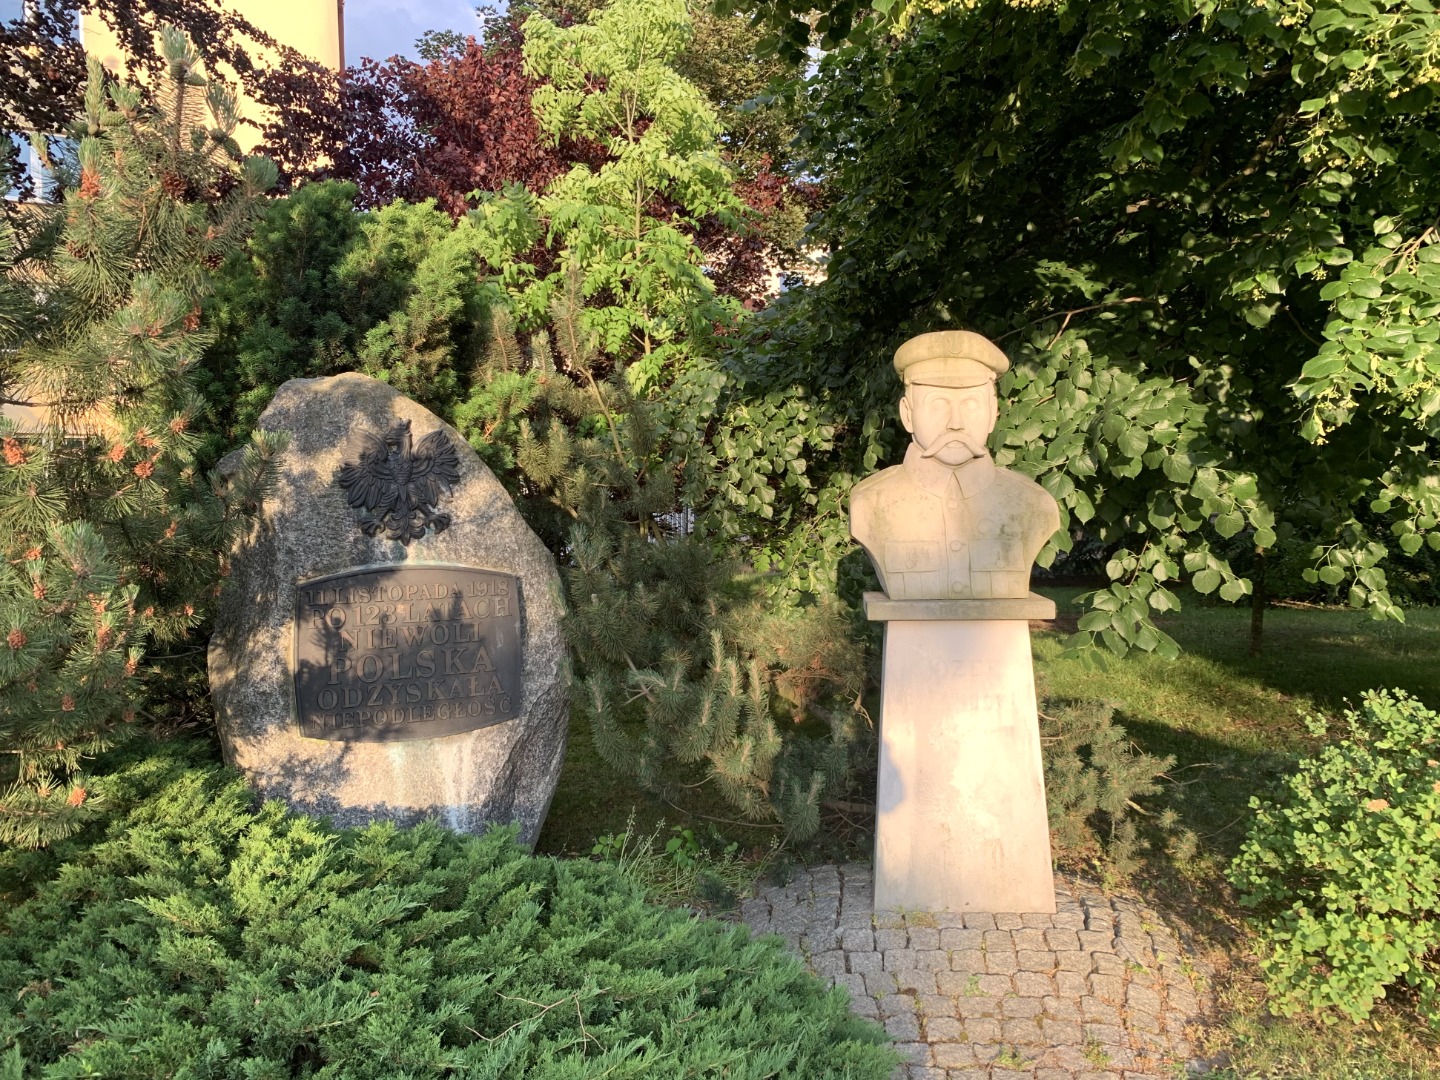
344,0,483,64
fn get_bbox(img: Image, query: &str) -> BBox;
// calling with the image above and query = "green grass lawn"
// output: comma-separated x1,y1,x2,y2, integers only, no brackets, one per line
537,592,1440,1077
1038,587,1440,870
1034,590,1440,1077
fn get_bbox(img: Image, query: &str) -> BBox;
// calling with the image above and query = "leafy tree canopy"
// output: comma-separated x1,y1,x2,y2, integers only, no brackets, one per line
258,3,811,310
723,0,1440,655
459,0,748,389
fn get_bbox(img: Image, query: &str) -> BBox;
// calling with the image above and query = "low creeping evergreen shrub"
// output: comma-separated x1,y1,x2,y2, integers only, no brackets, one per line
1228,689,1440,1025
0,744,896,1078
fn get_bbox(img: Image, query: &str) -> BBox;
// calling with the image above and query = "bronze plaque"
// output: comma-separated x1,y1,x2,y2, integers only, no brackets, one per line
293,565,523,741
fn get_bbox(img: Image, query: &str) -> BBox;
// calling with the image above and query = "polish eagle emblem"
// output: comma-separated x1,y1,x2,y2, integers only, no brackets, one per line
336,420,462,544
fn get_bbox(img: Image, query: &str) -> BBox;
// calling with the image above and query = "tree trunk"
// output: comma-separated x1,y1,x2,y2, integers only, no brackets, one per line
1249,548,1268,657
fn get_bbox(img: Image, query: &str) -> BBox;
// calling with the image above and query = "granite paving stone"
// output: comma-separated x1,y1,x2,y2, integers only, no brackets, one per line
897,969,940,995
737,863,1214,1079
975,974,1017,997
1017,949,1055,971
955,994,1003,1019
909,927,942,950
933,1044,977,1068
1014,971,1056,998
1012,928,1049,951
951,949,987,972
924,1016,966,1042
1042,995,1082,1022
1046,928,1083,951
984,950,1020,975
1092,953,1129,976
1055,950,1092,972
918,993,954,1018
941,928,986,951
1000,997,1044,1020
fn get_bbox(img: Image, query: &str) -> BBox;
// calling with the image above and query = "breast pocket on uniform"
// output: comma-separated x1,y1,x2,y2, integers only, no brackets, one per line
884,541,942,573
970,537,1020,571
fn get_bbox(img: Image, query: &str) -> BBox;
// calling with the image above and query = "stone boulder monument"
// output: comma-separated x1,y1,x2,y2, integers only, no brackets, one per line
850,331,1061,913
210,374,568,847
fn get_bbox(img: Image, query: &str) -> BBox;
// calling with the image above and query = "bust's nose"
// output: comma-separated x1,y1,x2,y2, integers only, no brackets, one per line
945,402,969,431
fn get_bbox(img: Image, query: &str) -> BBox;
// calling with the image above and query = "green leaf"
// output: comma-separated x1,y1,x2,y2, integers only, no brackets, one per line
1100,628,1129,656
1192,568,1221,594
1118,427,1148,459
1215,511,1245,538
1163,453,1194,483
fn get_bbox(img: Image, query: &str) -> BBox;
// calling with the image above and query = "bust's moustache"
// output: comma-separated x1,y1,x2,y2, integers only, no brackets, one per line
920,435,988,460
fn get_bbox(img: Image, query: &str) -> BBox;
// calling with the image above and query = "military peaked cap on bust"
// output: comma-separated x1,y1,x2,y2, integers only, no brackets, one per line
894,330,1011,388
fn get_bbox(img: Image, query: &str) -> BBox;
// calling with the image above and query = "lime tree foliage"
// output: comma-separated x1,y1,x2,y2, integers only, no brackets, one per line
0,744,898,1078
714,0,1440,654
0,38,280,847
1230,689,1440,1025
457,275,871,840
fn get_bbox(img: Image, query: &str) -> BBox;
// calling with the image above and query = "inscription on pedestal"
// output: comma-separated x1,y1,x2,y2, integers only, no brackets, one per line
293,564,523,741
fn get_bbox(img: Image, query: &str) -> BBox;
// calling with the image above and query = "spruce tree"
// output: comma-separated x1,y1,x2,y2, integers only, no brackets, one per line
0,32,280,847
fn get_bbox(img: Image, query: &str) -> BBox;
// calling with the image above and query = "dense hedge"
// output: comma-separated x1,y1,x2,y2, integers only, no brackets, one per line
0,745,895,1078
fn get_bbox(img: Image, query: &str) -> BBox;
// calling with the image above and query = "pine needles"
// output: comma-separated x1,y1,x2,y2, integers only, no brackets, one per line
0,32,279,847
456,269,869,840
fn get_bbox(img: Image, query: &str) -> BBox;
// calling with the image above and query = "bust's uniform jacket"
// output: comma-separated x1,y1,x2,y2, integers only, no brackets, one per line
849,445,1061,601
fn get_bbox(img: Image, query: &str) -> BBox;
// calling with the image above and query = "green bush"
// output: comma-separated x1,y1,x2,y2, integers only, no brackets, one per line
1229,689,1440,1024
0,744,896,1078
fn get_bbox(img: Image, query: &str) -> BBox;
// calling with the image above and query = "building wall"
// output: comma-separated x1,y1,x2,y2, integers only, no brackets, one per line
79,0,344,152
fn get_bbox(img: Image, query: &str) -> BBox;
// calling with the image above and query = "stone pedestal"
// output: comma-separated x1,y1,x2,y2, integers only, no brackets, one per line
865,591,1056,914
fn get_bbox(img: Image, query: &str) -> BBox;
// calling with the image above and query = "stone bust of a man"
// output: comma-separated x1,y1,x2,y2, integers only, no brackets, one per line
849,330,1060,601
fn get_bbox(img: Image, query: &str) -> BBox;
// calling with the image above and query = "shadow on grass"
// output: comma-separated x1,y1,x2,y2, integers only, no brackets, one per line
1164,604,1440,710
534,715,788,857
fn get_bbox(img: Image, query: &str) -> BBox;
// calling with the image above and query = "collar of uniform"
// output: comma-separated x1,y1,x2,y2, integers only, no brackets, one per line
902,443,997,499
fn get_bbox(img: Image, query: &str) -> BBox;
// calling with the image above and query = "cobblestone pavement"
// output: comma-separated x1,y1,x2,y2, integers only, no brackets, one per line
740,864,1213,1080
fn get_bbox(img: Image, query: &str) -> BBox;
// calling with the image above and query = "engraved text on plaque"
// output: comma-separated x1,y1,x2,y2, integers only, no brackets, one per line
293,565,523,741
